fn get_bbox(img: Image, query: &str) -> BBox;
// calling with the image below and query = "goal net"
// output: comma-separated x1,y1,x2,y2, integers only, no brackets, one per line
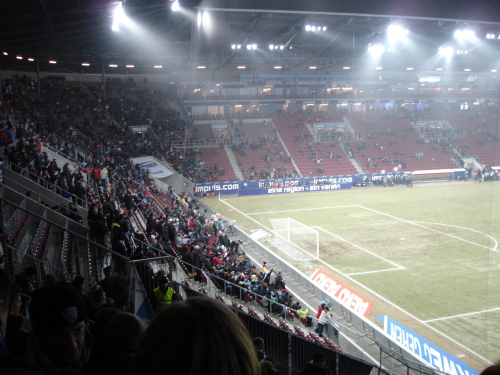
270,217,319,261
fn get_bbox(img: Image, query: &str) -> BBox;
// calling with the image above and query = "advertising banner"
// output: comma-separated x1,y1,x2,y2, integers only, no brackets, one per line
378,316,477,375
310,269,373,318
129,125,151,133
135,159,174,178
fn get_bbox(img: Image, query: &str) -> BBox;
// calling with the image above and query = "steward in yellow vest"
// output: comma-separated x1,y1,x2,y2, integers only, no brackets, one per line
152,277,175,313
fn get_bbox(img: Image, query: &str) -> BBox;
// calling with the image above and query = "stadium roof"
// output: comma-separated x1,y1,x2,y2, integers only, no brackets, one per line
1,0,499,75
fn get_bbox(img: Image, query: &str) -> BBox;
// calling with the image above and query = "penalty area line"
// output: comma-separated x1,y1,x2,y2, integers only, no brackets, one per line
423,306,500,323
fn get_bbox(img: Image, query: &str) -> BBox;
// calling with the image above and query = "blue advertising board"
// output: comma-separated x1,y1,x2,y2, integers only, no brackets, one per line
378,316,478,375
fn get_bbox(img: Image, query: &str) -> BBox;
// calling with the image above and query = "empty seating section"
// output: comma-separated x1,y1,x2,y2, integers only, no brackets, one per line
167,146,237,182
191,123,216,141
233,122,291,179
444,110,500,166
273,114,357,176
347,113,457,172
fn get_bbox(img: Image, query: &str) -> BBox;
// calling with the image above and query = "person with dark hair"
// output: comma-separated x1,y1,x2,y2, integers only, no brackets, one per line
0,269,45,374
253,336,266,362
481,364,500,375
300,353,332,375
71,276,86,294
131,296,261,375
25,283,120,374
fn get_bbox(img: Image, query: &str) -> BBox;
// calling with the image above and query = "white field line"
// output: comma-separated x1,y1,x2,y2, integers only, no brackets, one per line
424,307,500,323
220,198,492,365
313,226,405,271
219,199,383,367
356,205,499,252
413,221,498,252
248,205,358,215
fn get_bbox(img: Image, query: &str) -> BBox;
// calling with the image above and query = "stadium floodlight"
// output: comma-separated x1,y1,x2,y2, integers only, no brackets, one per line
388,24,409,39
2,52,7,56
406,67,414,70
454,29,476,41
486,33,496,39
153,65,163,69
82,63,90,66
368,44,385,55
492,69,498,72
236,44,241,49
464,68,471,71
109,64,117,67
274,66,282,69
171,0,180,11
16,56,22,60
375,66,383,70
279,45,284,50
231,44,236,49
112,2,125,31
251,44,257,50
126,64,134,68
439,46,454,57
49,60,57,64
246,45,252,50
436,68,443,71
309,66,317,69
343,66,351,70
322,26,327,31
305,25,311,31
27,58,34,62
197,66,206,69
237,66,245,69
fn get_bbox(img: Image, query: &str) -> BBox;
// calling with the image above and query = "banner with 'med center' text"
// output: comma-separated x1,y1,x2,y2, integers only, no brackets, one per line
310,269,372,318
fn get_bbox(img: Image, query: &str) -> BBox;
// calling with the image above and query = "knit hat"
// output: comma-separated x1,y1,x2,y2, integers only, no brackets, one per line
30,283,87,335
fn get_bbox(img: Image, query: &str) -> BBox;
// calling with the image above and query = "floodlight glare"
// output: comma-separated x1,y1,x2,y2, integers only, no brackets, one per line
388,24,409,39
171,0,180,11
305,25,311,31
246,45,251,50
236,44,241,49
231,44,236,49
311,26,317,31
27,58,34,62
252,44,257,50
279,45,284,50
322,26,327,31
492,69,498,72
16,56,22,60
269,44,274,50
439,46,454,57
455,29,476,41
368,44,385,55
112,2,124,31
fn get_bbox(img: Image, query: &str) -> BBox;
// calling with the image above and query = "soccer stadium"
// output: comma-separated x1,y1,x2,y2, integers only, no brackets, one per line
0,1,499,374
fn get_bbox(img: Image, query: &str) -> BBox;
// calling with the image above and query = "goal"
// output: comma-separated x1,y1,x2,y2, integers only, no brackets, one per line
270,217,319,261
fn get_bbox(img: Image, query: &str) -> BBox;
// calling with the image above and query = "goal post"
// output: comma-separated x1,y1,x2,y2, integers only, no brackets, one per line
269,217,319,261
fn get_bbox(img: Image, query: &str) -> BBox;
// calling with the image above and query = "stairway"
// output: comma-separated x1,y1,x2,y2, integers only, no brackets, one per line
224,145,244,180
